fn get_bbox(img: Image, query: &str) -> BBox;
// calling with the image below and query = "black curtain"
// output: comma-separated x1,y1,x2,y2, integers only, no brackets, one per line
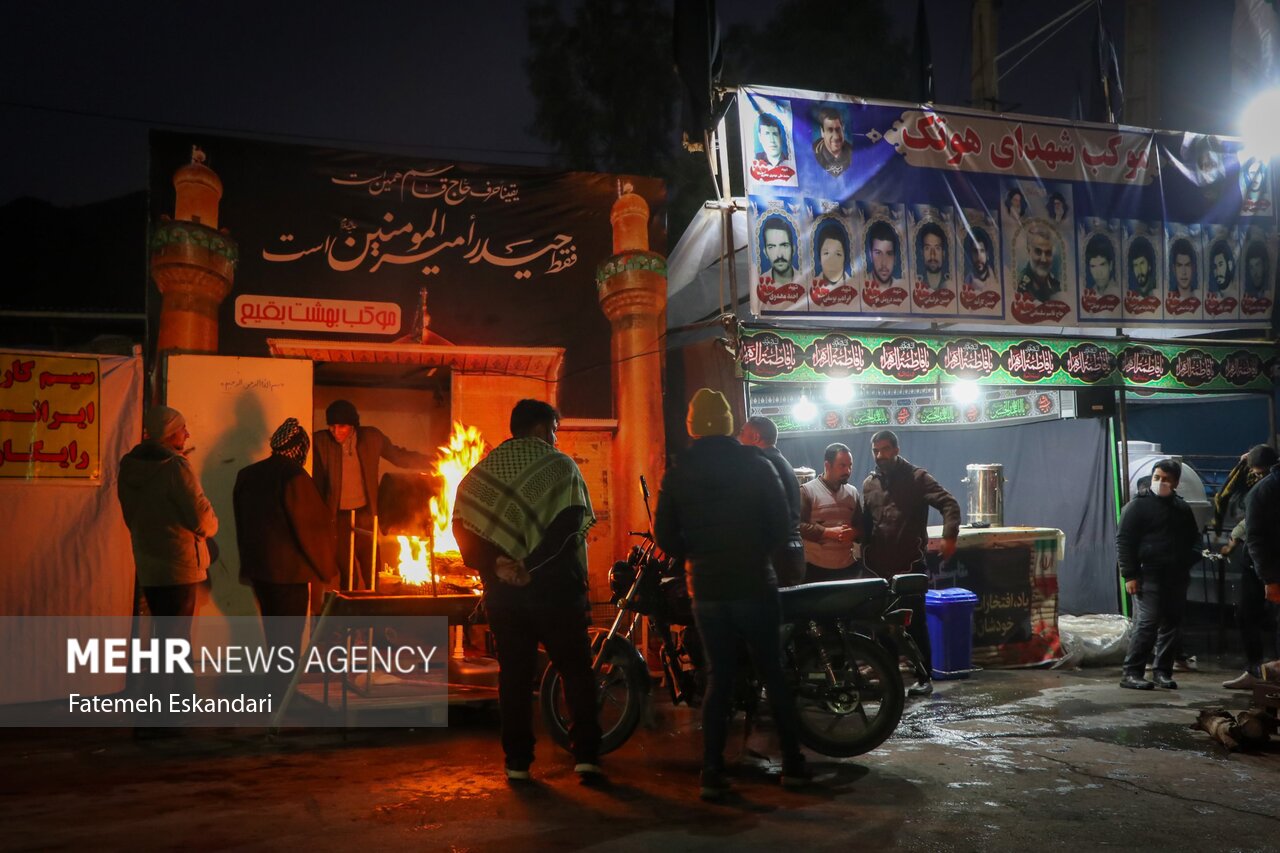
776,417,1118,615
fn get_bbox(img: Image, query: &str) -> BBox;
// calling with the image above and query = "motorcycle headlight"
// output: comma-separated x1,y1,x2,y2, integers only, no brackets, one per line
608,560,637,598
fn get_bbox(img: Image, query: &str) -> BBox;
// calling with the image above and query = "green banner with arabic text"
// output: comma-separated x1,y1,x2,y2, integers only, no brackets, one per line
739,326,1276,392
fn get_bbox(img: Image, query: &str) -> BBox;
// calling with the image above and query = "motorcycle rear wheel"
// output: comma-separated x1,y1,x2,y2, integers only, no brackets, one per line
539,634,649,756
792,634,905,757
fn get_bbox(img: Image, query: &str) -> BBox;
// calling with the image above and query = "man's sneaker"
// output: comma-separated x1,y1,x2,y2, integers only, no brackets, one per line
1174,656,1197,673
1120,674,1154,690
1222,671,1259,690
699,768,731,801
907,679,934,697
505,763,532,782
574,762,606,783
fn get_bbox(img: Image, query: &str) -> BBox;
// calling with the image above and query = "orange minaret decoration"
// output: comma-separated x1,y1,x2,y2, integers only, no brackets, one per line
150,146,238,354
597,184,667,556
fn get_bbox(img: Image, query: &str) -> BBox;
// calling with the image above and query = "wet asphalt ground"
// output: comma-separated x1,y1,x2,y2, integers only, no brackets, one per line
2,665,1278,852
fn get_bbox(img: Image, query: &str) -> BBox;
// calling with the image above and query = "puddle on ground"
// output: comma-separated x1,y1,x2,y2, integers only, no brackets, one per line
1075,721,1208,753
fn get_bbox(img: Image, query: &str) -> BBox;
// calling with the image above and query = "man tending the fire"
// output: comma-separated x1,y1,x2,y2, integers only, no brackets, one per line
312,399,431,593
452,399,603,783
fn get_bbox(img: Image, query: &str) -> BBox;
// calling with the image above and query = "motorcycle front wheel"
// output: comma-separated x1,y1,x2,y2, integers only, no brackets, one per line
791,633,905,757
539,633,649,756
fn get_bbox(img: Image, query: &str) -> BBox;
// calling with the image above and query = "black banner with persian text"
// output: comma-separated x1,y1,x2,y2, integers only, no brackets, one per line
148,132,666,417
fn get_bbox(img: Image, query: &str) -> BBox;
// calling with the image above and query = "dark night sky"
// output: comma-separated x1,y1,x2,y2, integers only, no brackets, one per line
0,1,1240,210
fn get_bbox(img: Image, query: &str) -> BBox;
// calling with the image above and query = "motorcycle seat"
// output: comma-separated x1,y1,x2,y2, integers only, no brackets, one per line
778,578,889,620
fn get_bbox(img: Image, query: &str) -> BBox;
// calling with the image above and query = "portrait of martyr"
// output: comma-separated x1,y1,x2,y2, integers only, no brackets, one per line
754,112,793,170
1083,233,1117,293
865,220,902,287
962,227,997,290
915,222,950,290
1127,236,1157,297
811,105,852,178
1241,156,1271,207
1016,221,1062,303
1208,239,1234,293
1243,241,1270,296
757,213,799,285
811,218,853,288
1167,237,1198,296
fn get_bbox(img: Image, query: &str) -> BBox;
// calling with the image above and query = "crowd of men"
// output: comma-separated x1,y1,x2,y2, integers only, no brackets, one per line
117,391,1280,799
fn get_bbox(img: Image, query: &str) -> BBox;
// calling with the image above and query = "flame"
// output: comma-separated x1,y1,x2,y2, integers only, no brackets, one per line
429,422,486,555
396,535,433,586
393,422,485,586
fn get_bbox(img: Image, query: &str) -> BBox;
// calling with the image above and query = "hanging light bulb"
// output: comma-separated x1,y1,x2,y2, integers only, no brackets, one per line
792,393,818,423
824,379,855,405
1240,87,1280,162
949,380,981,406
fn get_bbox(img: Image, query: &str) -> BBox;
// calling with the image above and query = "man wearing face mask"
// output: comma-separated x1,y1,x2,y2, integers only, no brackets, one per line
1117,459,1201,690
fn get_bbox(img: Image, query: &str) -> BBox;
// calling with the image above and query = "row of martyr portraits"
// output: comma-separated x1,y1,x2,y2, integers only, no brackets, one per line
740,85,1277,327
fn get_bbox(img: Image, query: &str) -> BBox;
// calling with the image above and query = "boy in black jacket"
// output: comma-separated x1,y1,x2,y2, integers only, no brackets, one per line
1117,458,1201,690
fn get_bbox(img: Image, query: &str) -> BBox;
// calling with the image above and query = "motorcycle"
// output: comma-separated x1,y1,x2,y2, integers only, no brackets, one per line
540,478,931,758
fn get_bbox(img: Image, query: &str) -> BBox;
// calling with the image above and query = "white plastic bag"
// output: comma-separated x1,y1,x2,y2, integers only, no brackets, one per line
1055,613,1132,669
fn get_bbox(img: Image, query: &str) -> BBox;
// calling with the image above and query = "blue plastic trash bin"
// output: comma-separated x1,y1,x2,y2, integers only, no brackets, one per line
925,588,978,679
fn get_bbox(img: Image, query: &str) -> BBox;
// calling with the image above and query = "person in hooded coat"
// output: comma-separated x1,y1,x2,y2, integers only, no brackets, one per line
118,405,219,626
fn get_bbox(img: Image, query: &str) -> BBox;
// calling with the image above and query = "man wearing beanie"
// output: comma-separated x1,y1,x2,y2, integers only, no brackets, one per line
118,405,219,635
312,399,430,590
233,418,337,663
654,388,809,800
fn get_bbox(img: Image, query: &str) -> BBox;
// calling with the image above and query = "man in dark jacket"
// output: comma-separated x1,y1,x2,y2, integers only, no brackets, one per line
1246,455,1280,606
738,415,806,587
861,430,960,695
233,418,337,661
655,388,808,800
1118,458,1201,690
119,405,219,706
312,399,430,591
453,399,601,783
1221,444,1280,689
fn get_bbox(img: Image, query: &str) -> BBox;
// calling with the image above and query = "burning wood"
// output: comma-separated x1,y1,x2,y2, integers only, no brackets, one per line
392,422,486,591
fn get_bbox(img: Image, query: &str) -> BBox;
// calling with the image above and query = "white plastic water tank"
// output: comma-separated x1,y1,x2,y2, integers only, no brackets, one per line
1122,441,1212,531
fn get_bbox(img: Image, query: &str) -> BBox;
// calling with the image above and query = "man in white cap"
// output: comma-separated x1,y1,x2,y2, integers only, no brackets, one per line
654,388,809,800
118,405,219,636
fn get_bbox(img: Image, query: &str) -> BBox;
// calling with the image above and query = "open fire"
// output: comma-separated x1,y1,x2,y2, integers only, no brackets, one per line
395,422,486,588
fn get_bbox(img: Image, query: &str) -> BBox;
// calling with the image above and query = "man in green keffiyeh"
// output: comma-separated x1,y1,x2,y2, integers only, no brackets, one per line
453,400,602,783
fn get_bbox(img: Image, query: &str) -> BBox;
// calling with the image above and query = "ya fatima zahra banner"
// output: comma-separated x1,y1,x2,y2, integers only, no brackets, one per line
737,326,1277,394
0,354,100,481
738,84,1276,329
148,132,666,419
